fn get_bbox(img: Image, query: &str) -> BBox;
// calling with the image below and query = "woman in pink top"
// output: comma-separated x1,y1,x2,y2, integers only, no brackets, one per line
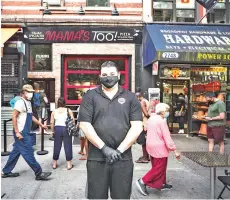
136,103,180,196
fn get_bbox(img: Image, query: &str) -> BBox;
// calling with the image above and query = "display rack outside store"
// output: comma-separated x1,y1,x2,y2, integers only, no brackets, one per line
190,66,228,137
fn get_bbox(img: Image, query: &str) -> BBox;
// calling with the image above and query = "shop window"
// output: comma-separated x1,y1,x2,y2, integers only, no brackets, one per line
208,1,229,23
64,56,128,104
153,1,173,22
176,10,195,22
87,0,110,7
29,44,52,71
42,0,63,6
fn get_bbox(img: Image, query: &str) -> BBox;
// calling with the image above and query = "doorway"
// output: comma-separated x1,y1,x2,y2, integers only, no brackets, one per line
162,80,189,134
29,78,55,103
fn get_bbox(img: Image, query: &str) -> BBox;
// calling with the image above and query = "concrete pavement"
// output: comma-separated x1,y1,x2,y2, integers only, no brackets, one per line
1,134,230,199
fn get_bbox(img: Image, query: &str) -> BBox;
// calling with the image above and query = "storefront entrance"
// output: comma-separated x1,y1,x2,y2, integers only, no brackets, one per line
64,56,129,105
162,80,189,134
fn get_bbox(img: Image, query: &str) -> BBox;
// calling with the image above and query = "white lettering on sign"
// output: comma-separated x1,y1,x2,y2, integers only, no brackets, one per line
36,54,50,59
163,34,230,46
92,31,117,42
162,52,179,59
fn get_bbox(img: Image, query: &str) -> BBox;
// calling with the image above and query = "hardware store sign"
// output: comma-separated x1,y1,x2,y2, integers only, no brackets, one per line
149,25,230,63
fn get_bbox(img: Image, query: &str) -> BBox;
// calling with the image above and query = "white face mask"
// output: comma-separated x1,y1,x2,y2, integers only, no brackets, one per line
25,92,33,101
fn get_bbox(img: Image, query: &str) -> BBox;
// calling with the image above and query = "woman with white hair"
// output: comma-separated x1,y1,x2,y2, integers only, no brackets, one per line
136,103,180,196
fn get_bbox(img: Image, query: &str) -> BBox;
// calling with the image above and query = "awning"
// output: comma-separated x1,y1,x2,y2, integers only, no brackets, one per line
143,24,230,66
1,28,19,47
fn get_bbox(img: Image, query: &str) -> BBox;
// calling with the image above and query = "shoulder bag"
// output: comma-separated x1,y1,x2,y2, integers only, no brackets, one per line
66,108,79,137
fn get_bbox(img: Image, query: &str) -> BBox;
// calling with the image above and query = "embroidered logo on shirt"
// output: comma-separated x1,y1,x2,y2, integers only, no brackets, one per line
118,98,126,104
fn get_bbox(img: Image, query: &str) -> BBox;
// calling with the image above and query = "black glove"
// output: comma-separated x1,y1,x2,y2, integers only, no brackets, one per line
101,145,122,164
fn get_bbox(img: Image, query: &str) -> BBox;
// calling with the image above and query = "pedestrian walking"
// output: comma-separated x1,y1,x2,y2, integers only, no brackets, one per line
1,84,52,180
33,82,49,134
135,91,150,163
136,103,180,196
79,61,143,199
175,93,186,134
50,97,74,170
204,92,226,154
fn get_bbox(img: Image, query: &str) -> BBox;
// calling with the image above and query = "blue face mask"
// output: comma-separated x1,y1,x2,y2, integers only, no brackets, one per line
164,112,170,119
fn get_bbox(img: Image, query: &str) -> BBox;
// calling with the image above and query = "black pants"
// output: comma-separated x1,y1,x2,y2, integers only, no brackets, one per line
177,116,184,129
86,160,134,199
53,126,73,161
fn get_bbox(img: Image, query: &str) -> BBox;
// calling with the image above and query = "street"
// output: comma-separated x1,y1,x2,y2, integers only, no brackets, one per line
1,134,230,199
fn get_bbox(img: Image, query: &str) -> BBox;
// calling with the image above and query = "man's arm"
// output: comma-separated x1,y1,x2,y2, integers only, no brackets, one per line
32,116,48,131
12,110,23,139
117,94,143,153
79,122,105,149
117,121,143,153
141,101,149,118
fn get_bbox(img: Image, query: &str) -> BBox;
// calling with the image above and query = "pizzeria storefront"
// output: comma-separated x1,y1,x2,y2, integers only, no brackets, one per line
24,26,142,107
142,24,230,136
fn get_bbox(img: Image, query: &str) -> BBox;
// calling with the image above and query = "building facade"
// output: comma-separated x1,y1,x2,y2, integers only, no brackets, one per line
141,0,230,135
1,0,143,107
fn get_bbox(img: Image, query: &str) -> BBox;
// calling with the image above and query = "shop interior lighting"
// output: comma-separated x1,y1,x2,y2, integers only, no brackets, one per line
78,4,85,15
111,4,119,16
43,2,51,15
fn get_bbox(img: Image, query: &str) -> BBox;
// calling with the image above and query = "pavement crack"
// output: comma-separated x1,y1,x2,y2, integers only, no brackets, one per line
31,180,43,199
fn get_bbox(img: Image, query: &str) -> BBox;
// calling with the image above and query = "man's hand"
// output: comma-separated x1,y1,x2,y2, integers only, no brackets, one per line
101,145,122,164
41,124,48,131
15,132,23,140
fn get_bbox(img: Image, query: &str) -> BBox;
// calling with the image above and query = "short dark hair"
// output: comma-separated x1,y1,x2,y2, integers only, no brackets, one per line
57,97,66,108
100,61,119,72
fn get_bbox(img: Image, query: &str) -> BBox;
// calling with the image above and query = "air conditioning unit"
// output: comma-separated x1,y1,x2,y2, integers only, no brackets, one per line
44,0,61,5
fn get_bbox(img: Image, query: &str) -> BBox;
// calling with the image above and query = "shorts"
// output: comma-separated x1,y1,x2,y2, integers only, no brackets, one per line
79,129,85,138
207,126,225,143
86,160,133,199
37,107,48,119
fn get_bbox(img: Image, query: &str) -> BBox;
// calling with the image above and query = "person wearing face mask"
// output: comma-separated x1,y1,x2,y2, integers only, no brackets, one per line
79,61,143,199
204,92,226,154
2,84,52,180
136,103,180,196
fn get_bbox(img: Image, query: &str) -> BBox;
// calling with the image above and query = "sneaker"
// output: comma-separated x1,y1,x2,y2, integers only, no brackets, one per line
1,172,20,178
178,129,182,133
136,179,148,196
181,129,184,134
35,172,52,180
161,183,173,190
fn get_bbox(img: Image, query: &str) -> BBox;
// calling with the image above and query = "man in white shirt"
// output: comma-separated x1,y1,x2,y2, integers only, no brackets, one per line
2,84,52,180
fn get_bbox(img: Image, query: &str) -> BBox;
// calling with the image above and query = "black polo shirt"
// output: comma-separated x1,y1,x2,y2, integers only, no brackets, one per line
79,86,142,161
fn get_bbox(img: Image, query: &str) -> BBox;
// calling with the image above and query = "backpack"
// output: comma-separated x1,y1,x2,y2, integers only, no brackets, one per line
9,96,21,108
33,92,40,108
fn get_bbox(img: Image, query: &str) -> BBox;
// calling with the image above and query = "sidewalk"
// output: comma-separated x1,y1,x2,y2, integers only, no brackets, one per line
1,134,230,199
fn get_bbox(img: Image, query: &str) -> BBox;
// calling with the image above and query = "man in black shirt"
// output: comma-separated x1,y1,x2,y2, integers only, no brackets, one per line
79,61,143,199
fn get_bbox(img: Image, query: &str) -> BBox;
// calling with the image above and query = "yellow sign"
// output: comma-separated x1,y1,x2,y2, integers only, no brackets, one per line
192,67,226,72
197,53,230,61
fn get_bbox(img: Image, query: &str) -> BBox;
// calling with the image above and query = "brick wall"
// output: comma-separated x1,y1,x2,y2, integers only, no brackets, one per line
28,43,136,102
1,0,143,23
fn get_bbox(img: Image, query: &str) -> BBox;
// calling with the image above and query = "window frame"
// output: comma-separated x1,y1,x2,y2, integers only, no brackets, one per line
86,0,110,7
29,44,52,72
64,55,129,105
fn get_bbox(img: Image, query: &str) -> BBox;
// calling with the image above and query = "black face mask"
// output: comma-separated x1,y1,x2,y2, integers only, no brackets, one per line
100,76,119,89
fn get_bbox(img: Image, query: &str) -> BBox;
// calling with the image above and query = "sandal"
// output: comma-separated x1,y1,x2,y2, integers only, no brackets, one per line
135,158,149,163
67,165,74,170
78,151,84,155
79,156,87,160
52,165,58,169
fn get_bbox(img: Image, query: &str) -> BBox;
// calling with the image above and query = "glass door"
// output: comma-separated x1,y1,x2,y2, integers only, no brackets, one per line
162,80,189,134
